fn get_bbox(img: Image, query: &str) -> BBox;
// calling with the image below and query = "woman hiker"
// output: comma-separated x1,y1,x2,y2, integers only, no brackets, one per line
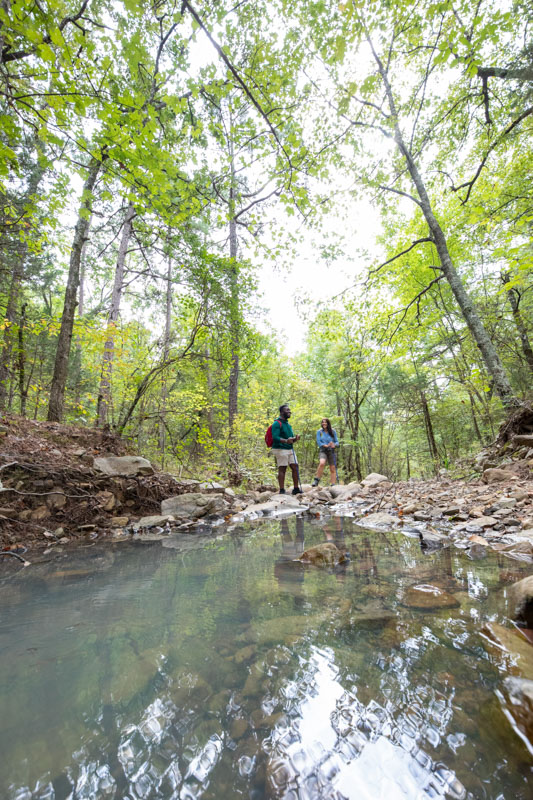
311,417,339,487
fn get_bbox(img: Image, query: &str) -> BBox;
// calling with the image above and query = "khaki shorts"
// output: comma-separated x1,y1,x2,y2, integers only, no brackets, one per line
319,446,336,466
272,449,297,467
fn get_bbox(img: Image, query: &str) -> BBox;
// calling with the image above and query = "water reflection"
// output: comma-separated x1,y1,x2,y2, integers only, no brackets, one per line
0,518,532,798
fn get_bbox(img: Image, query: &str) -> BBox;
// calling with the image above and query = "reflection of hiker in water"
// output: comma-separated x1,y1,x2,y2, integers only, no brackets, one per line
350,535,378,583
312,418,339,487
274,518,306,605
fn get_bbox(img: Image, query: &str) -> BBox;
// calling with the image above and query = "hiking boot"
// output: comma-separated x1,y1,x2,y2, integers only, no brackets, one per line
279,488,286,495
311,477,320,487
291,487,303,495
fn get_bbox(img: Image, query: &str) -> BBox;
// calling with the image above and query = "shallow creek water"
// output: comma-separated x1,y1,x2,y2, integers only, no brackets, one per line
1,515,532,799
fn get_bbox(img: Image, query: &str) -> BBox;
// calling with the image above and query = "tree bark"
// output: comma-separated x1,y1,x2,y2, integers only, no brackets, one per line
420,390,439,471
158,253,173,461
368,34,518,408
227,121,241,485
0,152,47,408
48,156,103,421
96,201,135,427
501,273,533,376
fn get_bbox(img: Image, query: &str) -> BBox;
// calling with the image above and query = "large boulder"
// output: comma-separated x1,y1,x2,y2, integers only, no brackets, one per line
482,468,513,484
419,529,450,550
361,472,389,487
161,492,226,519
482,621,533,680
507,575,533,627
93,455,154,477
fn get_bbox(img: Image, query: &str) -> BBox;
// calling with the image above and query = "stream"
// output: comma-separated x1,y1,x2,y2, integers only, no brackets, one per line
0,515,532,799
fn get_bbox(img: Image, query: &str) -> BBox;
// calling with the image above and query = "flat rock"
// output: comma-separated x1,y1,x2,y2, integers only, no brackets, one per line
299,542,346,567
513,435,533,447
161,492,226,519
94,455,154,477
468,534,489,546
414,510,432,521
361,472,389,487
361,511,398,528
481,622,533,680
197,480,225,492
134,514,175,529
419,530,450,549
466,515,497,529
402,584,460,610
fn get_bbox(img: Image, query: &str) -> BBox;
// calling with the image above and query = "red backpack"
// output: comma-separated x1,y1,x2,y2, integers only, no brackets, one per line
265,419,282,448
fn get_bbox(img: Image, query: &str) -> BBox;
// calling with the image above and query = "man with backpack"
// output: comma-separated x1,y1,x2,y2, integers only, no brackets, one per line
267,404,302,495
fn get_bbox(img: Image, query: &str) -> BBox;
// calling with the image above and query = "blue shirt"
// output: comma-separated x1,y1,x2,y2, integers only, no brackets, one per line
316,429,338,448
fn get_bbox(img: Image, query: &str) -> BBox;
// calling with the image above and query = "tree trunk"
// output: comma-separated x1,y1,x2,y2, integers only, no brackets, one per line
227,125,241,485
96,201,134,427
17,303,27,415
502,272,533,376
48,156,103,421
73,213,91,411
369,38,518,408
420,390,439,470
468,391,484,445
0,153,47,408
159,253,173,462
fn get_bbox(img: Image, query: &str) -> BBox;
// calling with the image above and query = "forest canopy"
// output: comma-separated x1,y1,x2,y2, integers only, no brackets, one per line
0,0,531,483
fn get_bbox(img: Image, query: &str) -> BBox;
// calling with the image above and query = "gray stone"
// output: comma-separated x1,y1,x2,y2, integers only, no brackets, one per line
361,511,398,528
513,435,533,447
419,530,450,549
361,472,389,487
94,455,154,477
197,480,225,492
161,492,226,519
496,497,517,509
466,515,497,529
134,514,175,529
414,510,433,521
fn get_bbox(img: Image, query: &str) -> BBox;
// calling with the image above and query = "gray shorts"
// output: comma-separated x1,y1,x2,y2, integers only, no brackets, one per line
319,447,336,465
273,449,297,467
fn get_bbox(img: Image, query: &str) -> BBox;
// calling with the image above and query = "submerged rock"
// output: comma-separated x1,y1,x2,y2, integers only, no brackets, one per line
298,542,346,567
502,676,533,748
482,622,533,680
402,584,460,610
507,576,533,627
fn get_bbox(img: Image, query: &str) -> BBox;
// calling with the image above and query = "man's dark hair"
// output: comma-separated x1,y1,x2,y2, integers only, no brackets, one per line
279,403,289,414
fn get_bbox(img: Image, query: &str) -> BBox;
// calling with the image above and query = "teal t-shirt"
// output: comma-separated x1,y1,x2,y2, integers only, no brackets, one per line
271,417,294,450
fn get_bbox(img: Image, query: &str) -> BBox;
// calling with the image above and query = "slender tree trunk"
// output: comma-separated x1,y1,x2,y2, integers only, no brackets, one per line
502,272,533,376
96,200,134,427
420,390,439,470
368,36,517,408
17,303,27,415
468,391,484,445
0,154,47,408
227,125,241,485
205,344,215,438
159,253,173,461
48,156,103,421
